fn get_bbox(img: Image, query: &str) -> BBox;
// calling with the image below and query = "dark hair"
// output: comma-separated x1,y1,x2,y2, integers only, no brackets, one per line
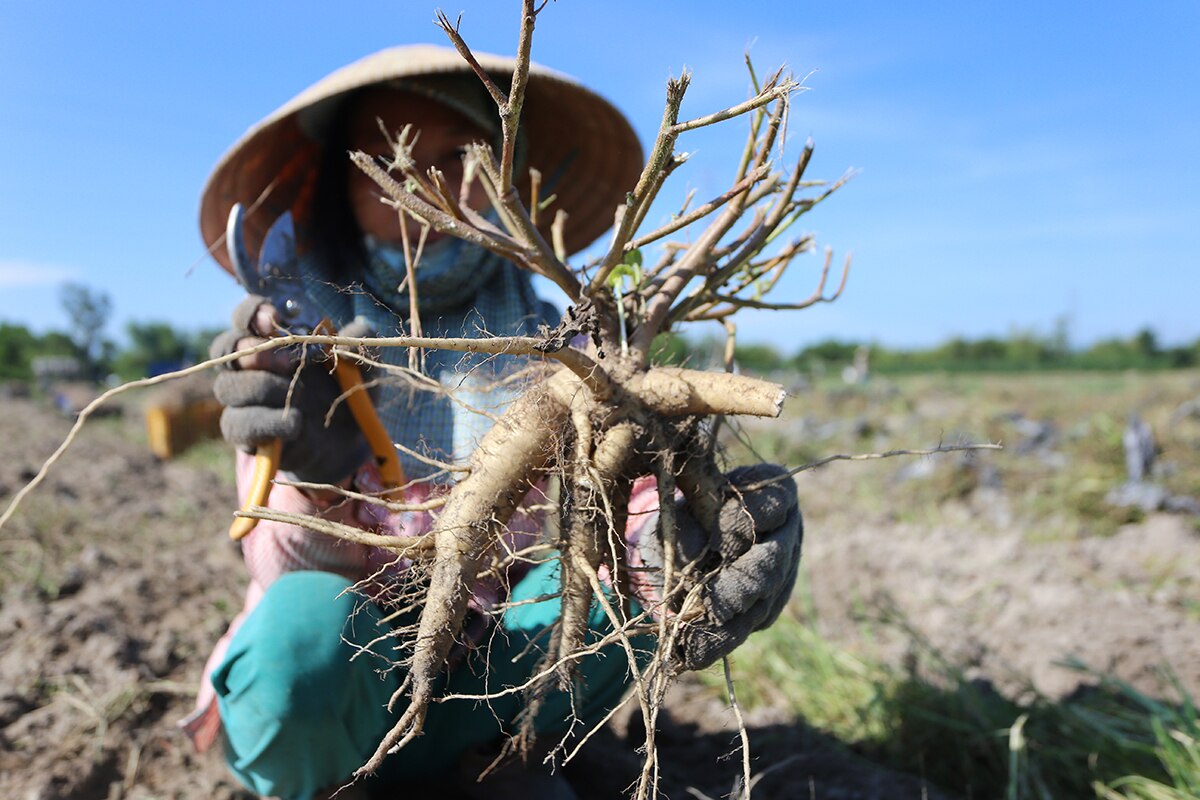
308,99,369,285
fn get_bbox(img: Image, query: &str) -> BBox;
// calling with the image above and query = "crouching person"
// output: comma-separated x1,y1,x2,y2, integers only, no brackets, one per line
184,46,803,800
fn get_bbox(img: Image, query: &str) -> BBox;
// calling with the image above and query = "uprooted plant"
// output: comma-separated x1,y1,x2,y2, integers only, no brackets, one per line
300,3,861,791
0,3,1001,798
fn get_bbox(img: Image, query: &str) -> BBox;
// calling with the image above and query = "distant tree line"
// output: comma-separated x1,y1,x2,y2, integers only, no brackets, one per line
4,284,1196,383
1,284,221,383
656,326,1200,375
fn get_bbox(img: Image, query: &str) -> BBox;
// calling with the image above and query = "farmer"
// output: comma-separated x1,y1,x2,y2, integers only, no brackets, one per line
187,46,802,800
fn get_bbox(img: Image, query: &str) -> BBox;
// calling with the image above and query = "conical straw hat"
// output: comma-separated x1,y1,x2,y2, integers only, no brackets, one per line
200,44,644,273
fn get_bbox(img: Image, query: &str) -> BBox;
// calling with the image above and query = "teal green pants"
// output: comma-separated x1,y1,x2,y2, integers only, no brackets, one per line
212,564,647,800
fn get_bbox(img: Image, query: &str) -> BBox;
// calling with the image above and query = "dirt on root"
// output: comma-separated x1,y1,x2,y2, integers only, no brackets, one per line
2,369,1199,799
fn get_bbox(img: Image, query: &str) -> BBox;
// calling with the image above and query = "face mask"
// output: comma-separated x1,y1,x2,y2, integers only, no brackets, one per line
362,228,502,314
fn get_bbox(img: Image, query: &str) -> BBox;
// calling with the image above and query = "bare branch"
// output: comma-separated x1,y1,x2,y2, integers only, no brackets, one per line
629,178,762,357
713,235,810,300
724,656,753,800
0,351,274,531
528,167,542,227
628,165,773,252
398,210,427,372
236,506,436,555
666,139,817,325
465,143,581,300
731,56,767,184
501,0,538,191
631,95,793,354
277,480,450,513
672,78,797,134
551,208,568,263
764,166,857,250
391,439,472,474
352,151,524,259
433,10,508,107
623,151,689,243
707,248,851,312
426,166,469,221
589,73,691,293
740,443,1006,490
701,135,810,288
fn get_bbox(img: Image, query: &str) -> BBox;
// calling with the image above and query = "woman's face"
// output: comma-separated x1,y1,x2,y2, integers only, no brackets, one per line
345,87,490,244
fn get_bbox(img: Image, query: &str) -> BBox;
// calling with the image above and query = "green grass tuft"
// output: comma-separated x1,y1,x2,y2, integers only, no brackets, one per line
703,577,1200,799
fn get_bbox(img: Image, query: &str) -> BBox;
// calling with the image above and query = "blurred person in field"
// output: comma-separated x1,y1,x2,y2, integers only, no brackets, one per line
189,46,803,800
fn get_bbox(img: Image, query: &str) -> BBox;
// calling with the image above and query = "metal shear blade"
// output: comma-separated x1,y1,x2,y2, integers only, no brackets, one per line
226,205,318,333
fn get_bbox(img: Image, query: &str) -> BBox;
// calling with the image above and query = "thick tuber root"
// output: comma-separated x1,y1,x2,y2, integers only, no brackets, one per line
357,372,571,776
352,365,782,777
553,419,638,687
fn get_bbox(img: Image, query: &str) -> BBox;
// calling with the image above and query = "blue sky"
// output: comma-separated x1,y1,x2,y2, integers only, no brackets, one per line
1,1,1197,349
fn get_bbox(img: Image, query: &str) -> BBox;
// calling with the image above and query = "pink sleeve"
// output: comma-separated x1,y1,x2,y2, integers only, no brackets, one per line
235,450,373,585
622,475,666,611
624,475,662,549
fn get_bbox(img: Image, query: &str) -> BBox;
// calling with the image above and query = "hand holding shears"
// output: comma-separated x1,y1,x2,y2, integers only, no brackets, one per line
222,204,405,540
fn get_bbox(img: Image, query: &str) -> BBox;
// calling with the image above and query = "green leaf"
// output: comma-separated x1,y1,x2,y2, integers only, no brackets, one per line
608,248,644,294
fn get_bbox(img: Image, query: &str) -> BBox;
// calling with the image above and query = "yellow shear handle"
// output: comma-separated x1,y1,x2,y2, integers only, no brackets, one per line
226,320,405,541
331,359,405,489
315,318,406,491
229,438,283,540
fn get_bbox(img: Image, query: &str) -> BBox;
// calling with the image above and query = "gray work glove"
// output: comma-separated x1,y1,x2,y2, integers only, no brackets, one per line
645,462,803,672
210,295,372,486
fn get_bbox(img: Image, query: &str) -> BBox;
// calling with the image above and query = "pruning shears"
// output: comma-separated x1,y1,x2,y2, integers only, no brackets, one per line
225,203,405,540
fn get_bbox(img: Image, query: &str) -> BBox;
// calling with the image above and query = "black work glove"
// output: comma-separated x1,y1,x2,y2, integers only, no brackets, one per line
645,462,803,672
210,295,372,486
